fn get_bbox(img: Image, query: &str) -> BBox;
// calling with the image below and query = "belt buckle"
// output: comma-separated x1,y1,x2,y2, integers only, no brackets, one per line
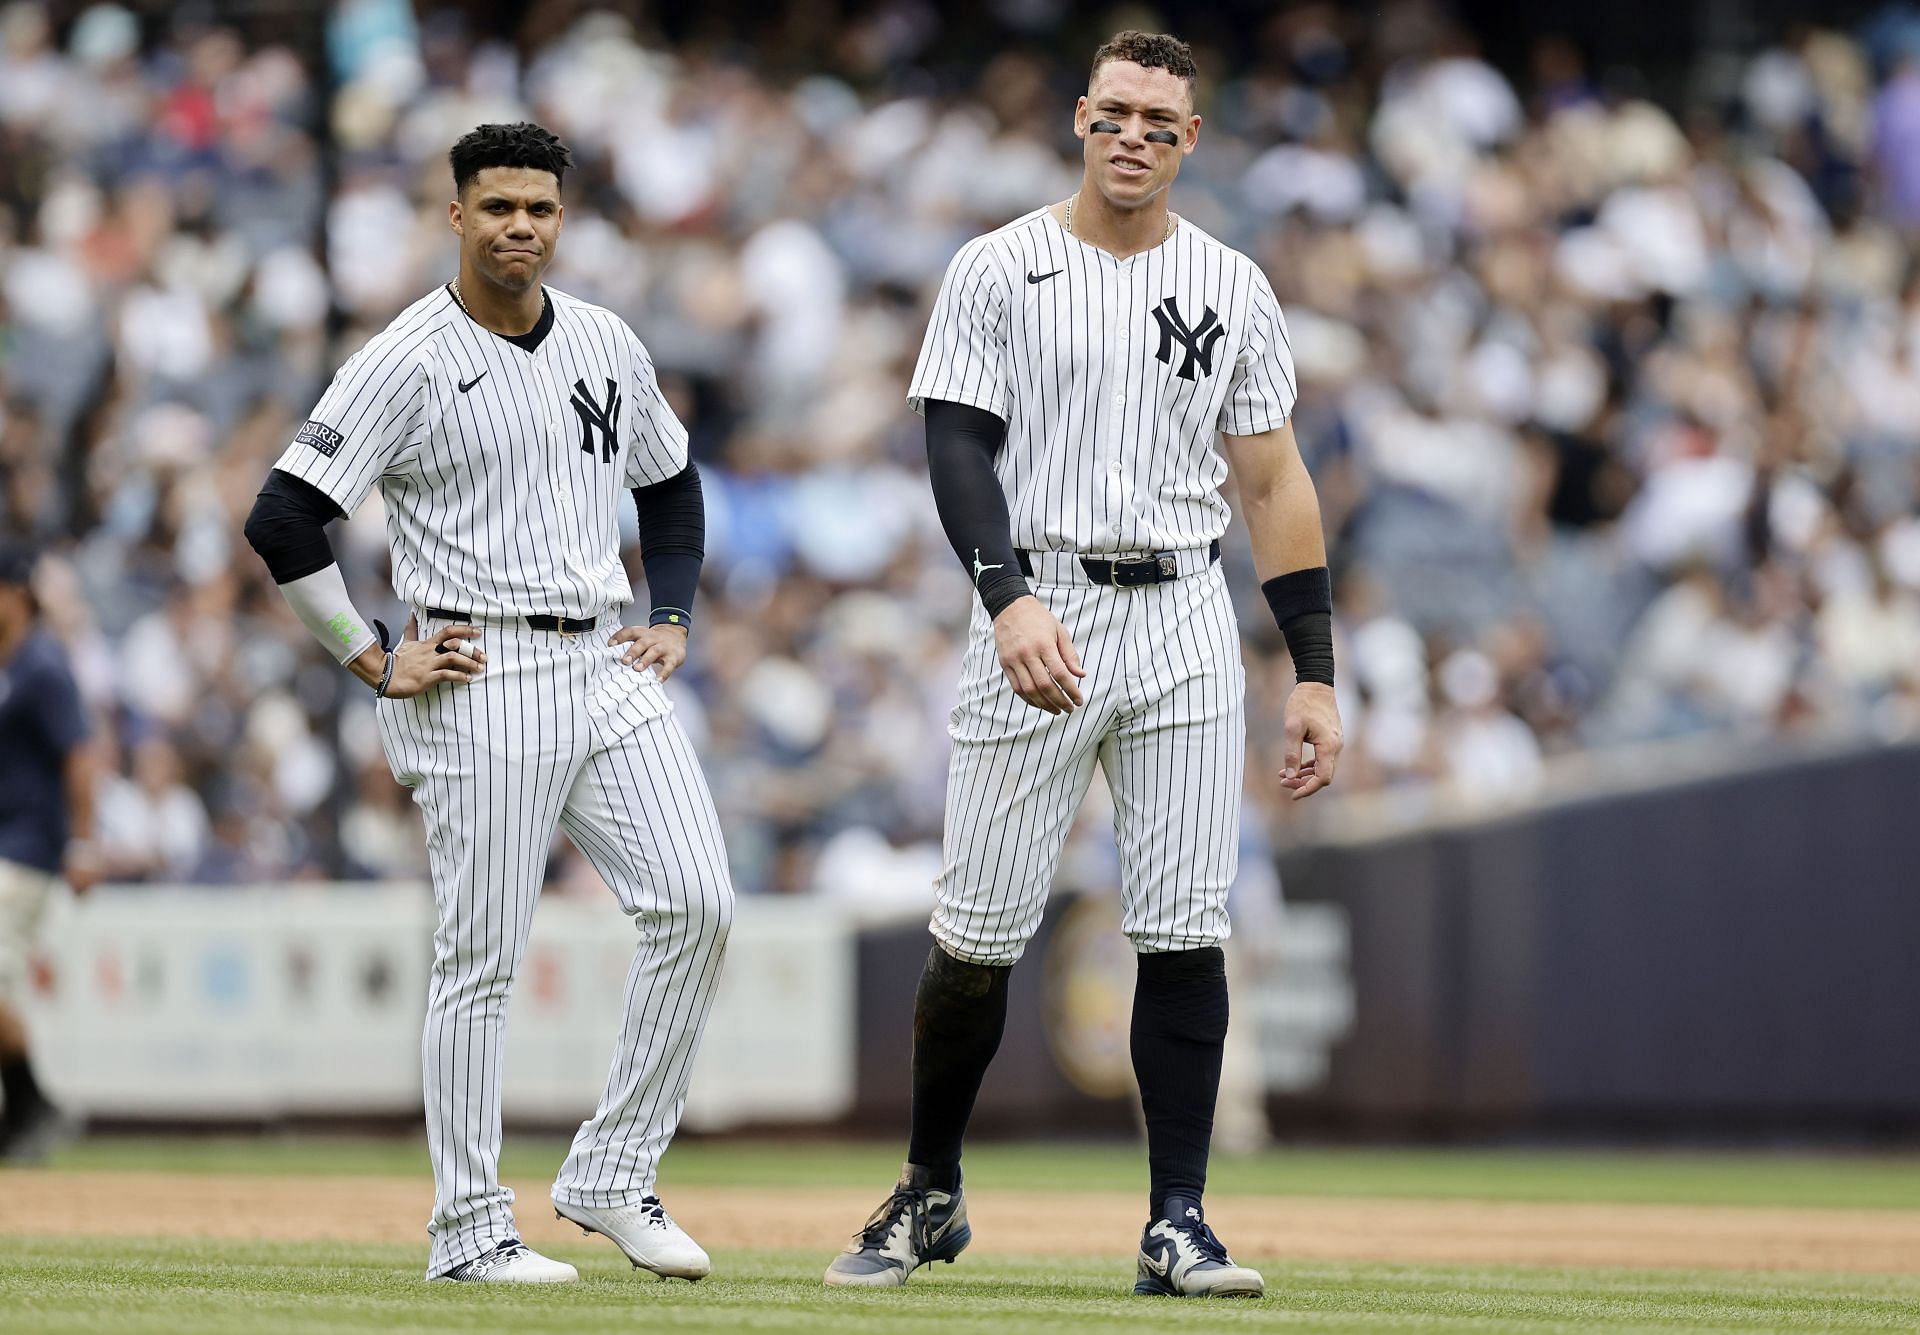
557,619,580,638
1110,554,1164,588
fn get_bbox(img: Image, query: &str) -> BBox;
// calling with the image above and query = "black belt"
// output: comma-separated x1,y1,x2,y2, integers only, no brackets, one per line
1015,539,1221,588
425,607,597,634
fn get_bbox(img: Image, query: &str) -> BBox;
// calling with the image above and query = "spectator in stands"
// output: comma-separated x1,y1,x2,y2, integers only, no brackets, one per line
95,735,210,882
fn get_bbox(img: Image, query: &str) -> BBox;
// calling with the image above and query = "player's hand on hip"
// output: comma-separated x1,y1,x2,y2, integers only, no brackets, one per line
1281,681,1342,800
383,622,487,698
612,623,688,682
993,595,1086,714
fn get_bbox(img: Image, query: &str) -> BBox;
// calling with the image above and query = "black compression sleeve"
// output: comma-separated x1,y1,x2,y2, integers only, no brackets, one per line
632,462,705,628
925,399,1031,619
243,469,345,585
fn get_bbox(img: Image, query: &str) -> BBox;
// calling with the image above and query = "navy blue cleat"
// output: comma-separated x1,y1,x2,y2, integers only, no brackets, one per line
1133,1196,1264,1298
823,1164,971,1287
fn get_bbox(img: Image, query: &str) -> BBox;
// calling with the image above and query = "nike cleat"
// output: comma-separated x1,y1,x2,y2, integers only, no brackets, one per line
1133,1196,1264,1298
438,1237,578,1283
824,1164,970,1287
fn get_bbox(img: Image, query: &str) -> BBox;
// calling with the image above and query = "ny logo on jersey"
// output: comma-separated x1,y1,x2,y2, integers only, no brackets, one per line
1151,297,1226,381
570,377,621,463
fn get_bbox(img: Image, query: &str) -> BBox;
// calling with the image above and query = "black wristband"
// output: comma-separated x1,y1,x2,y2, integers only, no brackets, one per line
650,607,692,631
1262,567,1335,687
1261,567,1333,624
1278,611,1335,686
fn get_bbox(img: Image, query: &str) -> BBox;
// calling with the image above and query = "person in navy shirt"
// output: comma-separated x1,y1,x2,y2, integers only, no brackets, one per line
0,541,99,1161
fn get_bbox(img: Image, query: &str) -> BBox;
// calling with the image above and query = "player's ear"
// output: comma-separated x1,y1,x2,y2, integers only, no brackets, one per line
1185,114,1201,155
448,199,463,234
1073,94,1089,139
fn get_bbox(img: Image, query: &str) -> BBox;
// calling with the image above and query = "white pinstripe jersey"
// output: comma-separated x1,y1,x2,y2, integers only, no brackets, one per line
908,207,1297,555
274,285,688,619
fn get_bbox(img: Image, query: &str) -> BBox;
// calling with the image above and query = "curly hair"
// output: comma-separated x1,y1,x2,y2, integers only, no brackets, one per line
1090,30,1198,93
448,122,574,194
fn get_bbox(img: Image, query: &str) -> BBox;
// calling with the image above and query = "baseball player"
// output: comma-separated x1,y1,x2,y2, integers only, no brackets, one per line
824,32,1342,1297
0,541,99,1163
244,123,730,1284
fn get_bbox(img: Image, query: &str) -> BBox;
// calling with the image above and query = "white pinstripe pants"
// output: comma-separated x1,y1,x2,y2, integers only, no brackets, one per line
378,613,733,1277
935,562,1245,965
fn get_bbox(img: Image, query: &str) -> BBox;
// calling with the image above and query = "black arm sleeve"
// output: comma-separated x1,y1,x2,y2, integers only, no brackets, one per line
243,468,346,585
925,399,1031,619
631,462,705,628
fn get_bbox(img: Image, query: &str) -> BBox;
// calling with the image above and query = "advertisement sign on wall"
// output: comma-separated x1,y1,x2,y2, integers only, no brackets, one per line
26,885,856,1129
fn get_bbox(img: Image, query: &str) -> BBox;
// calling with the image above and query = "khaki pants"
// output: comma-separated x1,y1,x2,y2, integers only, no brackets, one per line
0,857,58,1003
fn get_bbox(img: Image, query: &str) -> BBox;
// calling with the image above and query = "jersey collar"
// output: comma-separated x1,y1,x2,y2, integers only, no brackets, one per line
446,284,555,354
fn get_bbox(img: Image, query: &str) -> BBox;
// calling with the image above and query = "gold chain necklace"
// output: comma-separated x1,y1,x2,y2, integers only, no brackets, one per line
1064,193,1174,245
450,276,471,314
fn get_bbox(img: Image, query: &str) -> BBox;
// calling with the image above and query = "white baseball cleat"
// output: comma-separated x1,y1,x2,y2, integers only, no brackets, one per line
554,1195,711,1280
438,1238,579,1283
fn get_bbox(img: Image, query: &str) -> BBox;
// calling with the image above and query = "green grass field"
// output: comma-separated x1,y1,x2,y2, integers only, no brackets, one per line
9,1238,1920,1334
45,1135,1920,1210
10,1139,1920,1333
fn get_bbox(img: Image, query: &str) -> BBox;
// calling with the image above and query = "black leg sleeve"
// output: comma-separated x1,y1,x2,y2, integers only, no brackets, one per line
0,1055,48,1121
1131,946,1229,1218
906,943,1011,1188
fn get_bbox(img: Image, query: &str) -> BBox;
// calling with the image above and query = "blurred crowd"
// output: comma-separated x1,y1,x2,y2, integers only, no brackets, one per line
3,0,1920,895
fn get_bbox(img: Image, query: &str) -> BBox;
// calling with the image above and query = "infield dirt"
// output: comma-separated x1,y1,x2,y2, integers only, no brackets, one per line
5,1170,1918,1275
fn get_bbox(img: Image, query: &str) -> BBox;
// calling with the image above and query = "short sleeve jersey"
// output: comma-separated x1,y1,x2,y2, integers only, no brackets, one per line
0,628,90,873
272,286,688,618
907,208,1297,554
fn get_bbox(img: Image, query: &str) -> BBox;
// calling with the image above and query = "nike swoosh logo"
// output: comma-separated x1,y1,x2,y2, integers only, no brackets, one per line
458,372,488,393
1027,269,1063,284
1141,1250,1169,1278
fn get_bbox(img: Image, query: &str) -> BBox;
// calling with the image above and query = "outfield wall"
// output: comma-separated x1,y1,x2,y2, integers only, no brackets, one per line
22,884,1349,1131
1275,736,1920,1130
